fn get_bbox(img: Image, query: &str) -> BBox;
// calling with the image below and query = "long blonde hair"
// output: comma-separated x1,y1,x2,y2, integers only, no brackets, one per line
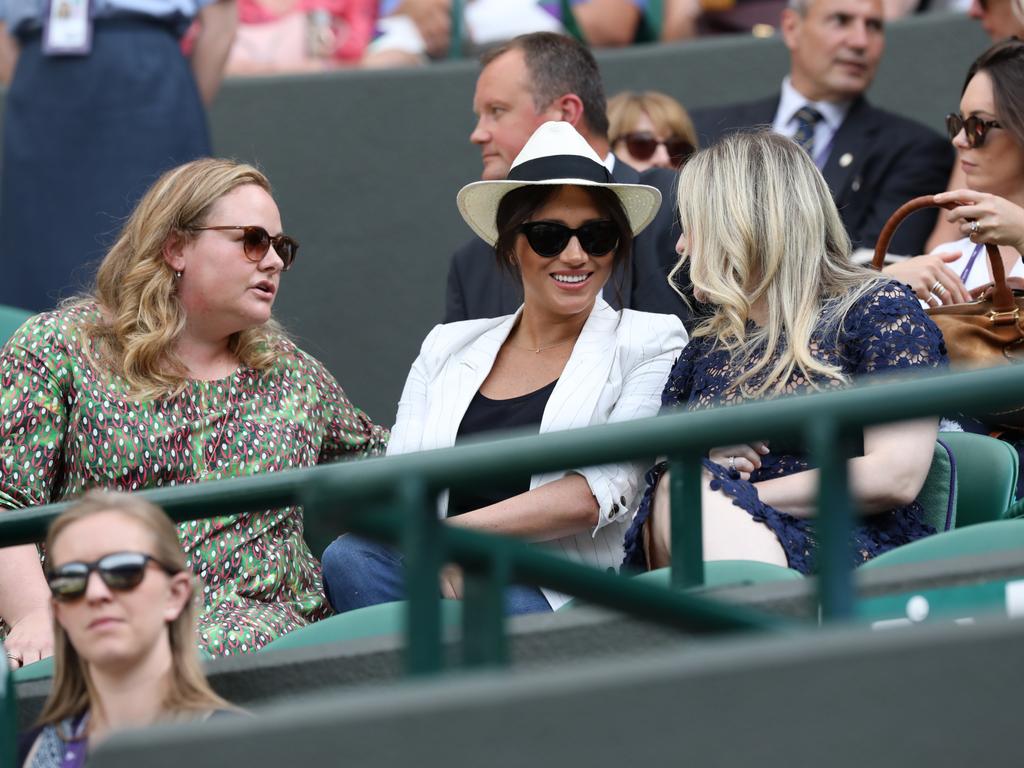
37,490,231,729
669,130,882,397
76,158,286,400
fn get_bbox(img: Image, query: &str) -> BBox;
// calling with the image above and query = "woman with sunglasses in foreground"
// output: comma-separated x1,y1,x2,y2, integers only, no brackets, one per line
885,39,1024,306
321,122,686,614
19,491,233,767
0,158,386,669
622,130,944,576
607,90,698,172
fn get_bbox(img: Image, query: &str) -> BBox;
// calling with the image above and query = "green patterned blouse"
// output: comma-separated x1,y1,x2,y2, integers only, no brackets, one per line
0,303,388,655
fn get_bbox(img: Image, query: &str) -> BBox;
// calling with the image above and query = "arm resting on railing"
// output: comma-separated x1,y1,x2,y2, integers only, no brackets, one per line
0,545,53,667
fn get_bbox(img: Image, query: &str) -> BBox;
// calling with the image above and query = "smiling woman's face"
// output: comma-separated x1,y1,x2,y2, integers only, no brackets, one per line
50,511,187,672
514,186,618,320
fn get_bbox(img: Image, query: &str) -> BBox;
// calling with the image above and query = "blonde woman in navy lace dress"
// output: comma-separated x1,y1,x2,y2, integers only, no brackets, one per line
623,131,946,574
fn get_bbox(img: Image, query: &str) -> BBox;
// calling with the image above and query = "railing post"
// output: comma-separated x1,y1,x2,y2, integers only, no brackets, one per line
400,476,444,676
460,547,509,669
669,453,704,588
447,0,464,60
1,640,15,768
808,418,857,621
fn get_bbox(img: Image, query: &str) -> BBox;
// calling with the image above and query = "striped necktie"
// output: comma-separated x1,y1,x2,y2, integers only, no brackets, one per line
792,106,824,157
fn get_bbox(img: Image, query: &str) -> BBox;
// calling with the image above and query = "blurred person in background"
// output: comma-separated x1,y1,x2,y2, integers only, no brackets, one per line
0,0,236,312
224,0,376,74
363,0,647,68
607,90,698,171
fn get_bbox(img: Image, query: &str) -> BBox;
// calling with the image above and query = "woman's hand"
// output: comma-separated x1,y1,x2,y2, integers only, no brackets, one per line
883,252,971,306
935,189,1024,254
439,564,463,600
5,607,53,669
708,441,769,481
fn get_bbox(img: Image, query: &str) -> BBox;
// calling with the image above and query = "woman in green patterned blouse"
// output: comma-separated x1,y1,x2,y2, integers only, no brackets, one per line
0,158,387,669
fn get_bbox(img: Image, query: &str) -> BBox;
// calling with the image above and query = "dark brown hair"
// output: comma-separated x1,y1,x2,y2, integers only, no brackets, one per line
481,32,609,139
964,37,1024,149
493,184,633,304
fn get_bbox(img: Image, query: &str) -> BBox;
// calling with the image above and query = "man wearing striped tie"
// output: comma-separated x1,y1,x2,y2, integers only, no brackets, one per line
692,0,953,257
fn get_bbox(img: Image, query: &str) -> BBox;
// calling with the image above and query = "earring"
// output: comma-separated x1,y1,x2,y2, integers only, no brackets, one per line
174,271,182,280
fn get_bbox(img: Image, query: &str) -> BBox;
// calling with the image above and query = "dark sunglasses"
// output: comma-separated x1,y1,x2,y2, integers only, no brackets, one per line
519,220,620,258
945,113,1003,148
189,225,299,271
46,551,180,602
618,132,695,167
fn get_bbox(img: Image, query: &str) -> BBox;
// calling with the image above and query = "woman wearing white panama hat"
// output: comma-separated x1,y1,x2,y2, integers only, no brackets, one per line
321,121,687,614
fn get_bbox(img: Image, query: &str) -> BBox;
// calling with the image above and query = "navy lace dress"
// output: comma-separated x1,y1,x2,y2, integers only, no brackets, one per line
622,282,947,574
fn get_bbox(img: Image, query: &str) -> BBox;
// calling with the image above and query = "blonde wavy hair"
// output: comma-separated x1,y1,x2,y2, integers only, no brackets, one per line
75,158,286,400
669,130,883,398
37,490,231,731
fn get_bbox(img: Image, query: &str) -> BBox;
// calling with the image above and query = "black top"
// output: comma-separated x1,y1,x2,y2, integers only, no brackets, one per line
447,379,558,517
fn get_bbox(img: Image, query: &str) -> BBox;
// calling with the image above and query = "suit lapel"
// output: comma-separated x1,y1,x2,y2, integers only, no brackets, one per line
541,299,619,434
821,98,873,204
428,313,518,452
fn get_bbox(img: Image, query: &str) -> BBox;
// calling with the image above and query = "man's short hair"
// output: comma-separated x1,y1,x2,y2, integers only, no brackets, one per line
481,32,610,139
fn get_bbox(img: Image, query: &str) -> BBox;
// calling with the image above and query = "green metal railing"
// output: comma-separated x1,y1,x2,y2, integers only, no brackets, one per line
2,364,1024,679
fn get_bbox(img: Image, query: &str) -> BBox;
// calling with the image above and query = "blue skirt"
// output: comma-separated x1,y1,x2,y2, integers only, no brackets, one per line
0,18,211,311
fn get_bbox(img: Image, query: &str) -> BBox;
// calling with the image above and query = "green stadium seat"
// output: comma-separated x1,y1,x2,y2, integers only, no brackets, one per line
916,439,957,532
861,518,1024,571
0,303,31,346
558,560,803,611
12,656,53,684
1,641,16,768
939,432,1019,527
260,600,464,653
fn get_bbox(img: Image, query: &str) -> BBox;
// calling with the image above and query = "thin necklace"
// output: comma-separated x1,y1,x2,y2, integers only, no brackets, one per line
509,338,575,354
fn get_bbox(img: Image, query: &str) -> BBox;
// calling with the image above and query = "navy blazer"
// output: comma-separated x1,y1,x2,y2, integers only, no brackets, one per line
443,161,695,326
692,95,954,256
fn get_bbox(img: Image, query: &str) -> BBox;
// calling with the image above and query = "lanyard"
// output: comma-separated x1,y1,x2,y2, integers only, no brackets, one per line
959,243,985,284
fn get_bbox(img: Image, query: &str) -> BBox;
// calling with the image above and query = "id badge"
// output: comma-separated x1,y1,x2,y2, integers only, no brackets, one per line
43,0,93,55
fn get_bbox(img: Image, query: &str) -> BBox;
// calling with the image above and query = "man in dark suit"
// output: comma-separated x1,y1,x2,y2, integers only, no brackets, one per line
692,0,953,257
445,32,693,325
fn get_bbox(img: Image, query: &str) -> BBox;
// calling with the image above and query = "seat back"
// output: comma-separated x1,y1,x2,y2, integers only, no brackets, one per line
0,304,30,347
915,439,957,532
860,518,1024,571
940,431,1019,527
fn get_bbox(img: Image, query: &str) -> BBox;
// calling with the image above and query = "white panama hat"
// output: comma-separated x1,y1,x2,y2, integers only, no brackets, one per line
456,121,663,247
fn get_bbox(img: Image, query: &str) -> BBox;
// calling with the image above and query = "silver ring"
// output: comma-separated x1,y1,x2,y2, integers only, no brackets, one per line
971,220,980,235
728,456,737,472
931,281,946,296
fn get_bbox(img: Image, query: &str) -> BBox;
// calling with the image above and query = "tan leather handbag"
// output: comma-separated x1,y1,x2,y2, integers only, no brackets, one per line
873,195,1024,428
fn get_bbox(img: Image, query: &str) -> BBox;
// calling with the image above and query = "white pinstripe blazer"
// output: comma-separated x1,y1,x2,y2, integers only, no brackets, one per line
387,298,687,609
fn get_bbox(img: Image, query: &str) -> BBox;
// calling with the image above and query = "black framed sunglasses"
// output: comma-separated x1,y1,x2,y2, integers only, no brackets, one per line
189,225,299,271
519,220,620,258
945,113,1003,148
618,132,695,168
46,552,180,602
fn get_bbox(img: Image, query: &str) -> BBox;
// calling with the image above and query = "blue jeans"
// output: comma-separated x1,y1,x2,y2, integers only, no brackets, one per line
321,534,552,616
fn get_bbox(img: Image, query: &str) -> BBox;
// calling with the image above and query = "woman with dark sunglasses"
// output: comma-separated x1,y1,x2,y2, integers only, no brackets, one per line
886,39,1024,305
19,491,234,767
0,158,386,669
321,121,687,615
607,90,698,172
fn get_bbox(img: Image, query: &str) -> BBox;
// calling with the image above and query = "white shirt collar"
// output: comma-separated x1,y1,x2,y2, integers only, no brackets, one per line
603,151,617,173
774,76,852,133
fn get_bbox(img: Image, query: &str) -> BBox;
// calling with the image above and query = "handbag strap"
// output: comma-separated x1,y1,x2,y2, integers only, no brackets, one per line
871,195,1014,314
